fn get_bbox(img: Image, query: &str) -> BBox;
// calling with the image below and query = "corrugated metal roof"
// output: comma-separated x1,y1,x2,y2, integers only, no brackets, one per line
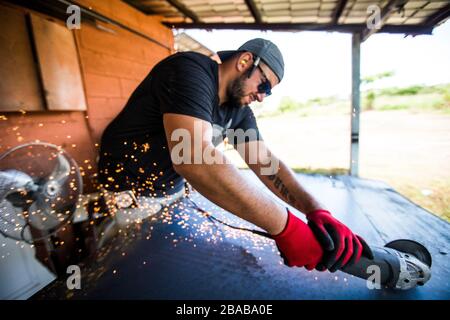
174,32,214,55
174,31,221,61
125,0,450,37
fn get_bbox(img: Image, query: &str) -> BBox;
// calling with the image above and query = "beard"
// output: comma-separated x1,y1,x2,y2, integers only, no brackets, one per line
226,73,247,107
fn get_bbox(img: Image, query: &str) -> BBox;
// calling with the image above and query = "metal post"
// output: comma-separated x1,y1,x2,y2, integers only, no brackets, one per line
350,33,361,176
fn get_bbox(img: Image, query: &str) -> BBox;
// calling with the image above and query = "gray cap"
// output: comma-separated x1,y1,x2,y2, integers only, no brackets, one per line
217,38,285,82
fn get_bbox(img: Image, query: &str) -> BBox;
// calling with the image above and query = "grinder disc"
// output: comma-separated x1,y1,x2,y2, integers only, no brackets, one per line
385,239,432,267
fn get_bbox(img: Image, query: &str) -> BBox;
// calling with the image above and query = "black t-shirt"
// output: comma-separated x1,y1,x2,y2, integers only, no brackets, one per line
98,52,262,197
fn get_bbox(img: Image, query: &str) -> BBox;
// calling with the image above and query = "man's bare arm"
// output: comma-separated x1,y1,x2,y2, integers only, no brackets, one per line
163,114,287,235
237,140,370,269
237,140,323,215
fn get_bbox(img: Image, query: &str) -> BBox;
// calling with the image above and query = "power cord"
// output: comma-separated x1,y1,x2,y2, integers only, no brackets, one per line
184,195,272,239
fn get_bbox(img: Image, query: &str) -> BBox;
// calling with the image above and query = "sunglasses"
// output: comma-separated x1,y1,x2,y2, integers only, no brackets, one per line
247,55,272,97
256,65,272,96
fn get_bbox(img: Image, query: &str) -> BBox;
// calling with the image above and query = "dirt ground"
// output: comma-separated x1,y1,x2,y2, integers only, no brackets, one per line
226,110,450,221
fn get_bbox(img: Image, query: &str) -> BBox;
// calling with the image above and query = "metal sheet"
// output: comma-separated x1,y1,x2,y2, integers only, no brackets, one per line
33,171,450,299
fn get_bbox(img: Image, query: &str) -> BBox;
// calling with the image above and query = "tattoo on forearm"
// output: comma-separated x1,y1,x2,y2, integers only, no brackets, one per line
268,174,297,206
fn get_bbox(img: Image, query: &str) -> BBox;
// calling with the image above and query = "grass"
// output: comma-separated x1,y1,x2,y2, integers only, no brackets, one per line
227,150,450,222
377,104,409,111
387,179,450,222
291,167,349,176
254,86,450,222
233,163,450,222
291,164,450,222
302,170,450,222
370,92,449,113
258,83,450,118
364,83,450,114
291,168,450,222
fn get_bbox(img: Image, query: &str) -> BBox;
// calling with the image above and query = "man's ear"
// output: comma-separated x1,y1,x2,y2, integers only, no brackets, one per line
236,52,253,71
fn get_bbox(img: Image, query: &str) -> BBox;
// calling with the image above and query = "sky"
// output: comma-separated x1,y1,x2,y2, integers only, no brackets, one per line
178,19,450,108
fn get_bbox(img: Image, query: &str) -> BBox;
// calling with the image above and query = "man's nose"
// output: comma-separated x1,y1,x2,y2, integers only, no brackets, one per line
256,92,265,102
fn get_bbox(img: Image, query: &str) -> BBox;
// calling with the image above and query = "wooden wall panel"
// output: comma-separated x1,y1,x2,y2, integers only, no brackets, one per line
30,14,87,111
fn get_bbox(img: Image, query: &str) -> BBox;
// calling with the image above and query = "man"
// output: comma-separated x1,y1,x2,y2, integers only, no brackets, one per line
99,38,371,272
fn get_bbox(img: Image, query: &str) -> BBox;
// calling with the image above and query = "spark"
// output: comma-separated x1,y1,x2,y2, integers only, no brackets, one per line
142,143,150,152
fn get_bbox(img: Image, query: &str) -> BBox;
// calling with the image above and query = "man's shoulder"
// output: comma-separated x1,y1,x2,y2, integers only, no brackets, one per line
177,51,214,61
152,51,218,87
161,51,216,70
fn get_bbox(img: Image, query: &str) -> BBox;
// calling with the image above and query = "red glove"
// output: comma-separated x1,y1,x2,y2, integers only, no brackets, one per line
273,209,324,270
306,209,371,272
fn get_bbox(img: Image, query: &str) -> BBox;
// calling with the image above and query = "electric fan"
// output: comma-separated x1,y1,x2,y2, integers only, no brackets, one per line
0,142,82,243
